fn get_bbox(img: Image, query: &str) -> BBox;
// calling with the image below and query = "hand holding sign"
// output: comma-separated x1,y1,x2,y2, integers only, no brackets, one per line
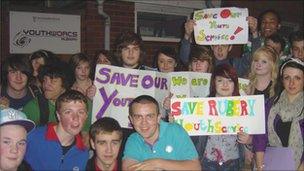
170,95,265,136
193,7,248,45
163,92,174,110
184,19,196,40
247,16,258,37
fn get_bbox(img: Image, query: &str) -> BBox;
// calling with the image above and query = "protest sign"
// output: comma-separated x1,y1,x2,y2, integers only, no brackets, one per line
92,65,169,128
193,7,248,45
171,95,265,135
92,65,250,129
170,71,249,98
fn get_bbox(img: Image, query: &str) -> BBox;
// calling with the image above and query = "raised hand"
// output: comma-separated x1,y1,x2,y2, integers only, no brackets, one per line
247,16,258,38
184,19,196,40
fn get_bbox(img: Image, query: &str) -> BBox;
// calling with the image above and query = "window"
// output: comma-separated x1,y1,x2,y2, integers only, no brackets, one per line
135,3,193,42
137,12,187,41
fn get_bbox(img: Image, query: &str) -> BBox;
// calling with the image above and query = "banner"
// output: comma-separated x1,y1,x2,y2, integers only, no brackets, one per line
171,95,265,135
92,65,250,128
10,11,80,54
193,7,248,45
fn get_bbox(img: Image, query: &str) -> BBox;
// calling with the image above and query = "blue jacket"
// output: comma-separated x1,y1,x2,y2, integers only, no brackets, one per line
25,123,89,171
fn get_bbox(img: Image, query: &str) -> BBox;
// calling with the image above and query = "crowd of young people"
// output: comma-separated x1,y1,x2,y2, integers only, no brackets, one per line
0,8,303,171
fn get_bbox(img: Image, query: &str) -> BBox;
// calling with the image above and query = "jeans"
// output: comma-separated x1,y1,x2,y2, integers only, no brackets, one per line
201,157,240,171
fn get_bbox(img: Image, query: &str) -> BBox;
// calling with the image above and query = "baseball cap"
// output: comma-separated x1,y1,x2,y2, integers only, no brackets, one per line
0,108,35,133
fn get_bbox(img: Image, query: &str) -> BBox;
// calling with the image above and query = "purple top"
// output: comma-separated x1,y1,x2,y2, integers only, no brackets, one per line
252,98,272,152
252,99,304,162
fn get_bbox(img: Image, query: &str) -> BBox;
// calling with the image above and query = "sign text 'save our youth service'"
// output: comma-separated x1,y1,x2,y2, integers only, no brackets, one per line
193,7,248,45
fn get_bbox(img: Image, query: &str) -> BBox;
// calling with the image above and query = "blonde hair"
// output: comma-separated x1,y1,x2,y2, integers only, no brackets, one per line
246,46,279,97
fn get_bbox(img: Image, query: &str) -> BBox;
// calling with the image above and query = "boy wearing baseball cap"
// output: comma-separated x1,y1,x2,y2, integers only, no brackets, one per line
0,107,35,171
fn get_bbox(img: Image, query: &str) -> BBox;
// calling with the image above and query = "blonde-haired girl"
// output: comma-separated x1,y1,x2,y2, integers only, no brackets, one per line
246,46,279,99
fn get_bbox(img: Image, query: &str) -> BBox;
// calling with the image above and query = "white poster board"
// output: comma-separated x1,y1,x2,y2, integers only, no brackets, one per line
193,7,248,45
92,65,250,128
92,65,169,128
10,11,80,54
170,72,249,98
171,95,265,135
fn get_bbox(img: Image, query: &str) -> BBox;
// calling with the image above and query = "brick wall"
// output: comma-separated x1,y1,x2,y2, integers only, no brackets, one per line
84,0,178,67
1,3,10,62
0,0,179,67
83,1,136,58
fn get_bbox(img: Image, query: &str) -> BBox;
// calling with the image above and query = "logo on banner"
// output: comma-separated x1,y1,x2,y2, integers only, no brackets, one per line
13,31,31,48
12,29,78,48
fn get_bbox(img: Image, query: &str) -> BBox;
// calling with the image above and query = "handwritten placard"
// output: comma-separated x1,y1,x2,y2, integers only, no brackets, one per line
193,7,248,45
92,65,250,129
92,65,169,128
171,95,265,135
170,72,249,98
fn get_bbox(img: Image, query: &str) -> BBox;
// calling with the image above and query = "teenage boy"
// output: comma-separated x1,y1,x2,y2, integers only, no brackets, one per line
242,9,287,61
25,90,89,170
250,9,282,53
22,62,70,126
86,117,123,171
22,62,91,132
87,30,155,99
265,33,286,57
123,95,201,171
0,55,34,110
289,31,304,61
0,108,35,171
264,33,286,63
112,30,153,70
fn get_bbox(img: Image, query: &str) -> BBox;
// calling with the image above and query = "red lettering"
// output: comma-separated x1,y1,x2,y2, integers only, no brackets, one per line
208,100,218,115
171,101,181,116
240,100,248,115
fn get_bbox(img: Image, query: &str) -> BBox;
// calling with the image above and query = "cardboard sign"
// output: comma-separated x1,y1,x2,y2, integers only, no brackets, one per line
92,65,251,129
170,72,249,98
193,7,248,45
171,95,265,135
92,65,169,128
